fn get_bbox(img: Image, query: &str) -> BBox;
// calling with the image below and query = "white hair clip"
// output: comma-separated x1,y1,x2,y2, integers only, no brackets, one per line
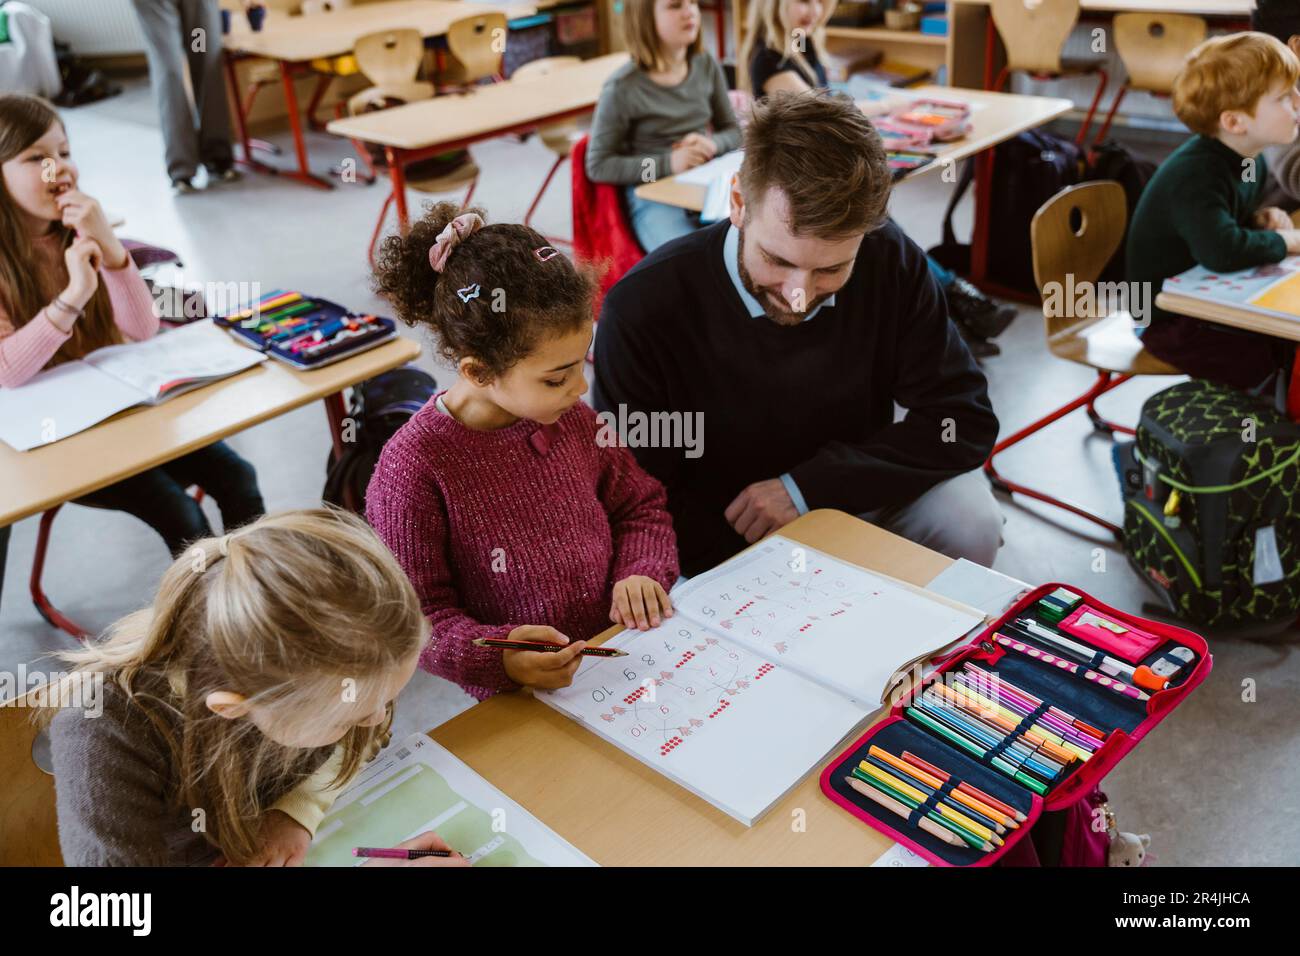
457,283,482,303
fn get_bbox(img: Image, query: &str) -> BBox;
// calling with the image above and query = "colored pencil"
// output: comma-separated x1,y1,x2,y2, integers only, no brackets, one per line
860,756,1007,837
868,745,1018,829
992,634,1151,702
847,769,993,852
843,776,977,851
904,706,1049,795
901,751,1026,822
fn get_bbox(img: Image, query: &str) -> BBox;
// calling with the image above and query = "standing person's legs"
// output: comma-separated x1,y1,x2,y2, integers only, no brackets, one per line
0,524,9,610
858,469,1004,567
625,187,699,252
181,0,234,173
75,468,213,558
161,440,265,533
130,0,200,183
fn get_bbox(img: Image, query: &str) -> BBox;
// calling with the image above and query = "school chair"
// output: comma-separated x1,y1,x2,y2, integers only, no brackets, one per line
988,0,1109,146
984,181,1180,538
30,487,207,640
1091,13,1207,148
0,687,63,866
435,13,508,92
511,56,587,245
342,29,478,266
570,134,644,328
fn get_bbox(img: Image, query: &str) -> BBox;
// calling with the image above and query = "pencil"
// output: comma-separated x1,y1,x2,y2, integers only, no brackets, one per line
470,638,627,657
855,761,1004,845
353,847,453,859
901,751,1027,822
868,745,1018,829
844,775,993,853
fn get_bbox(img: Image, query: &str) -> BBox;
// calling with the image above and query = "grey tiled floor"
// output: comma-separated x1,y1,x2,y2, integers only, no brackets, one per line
2,78,1297,866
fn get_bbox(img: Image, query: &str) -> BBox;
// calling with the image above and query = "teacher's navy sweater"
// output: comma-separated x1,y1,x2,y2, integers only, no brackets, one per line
592,219,999,577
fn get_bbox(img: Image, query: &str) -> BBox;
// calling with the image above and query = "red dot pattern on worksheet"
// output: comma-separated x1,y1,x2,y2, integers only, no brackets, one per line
659,735,683,755
624,686,650,705
709,699,732,719
798,623,812,632
735,601,755,615
675,651,696,668
756,663,775,680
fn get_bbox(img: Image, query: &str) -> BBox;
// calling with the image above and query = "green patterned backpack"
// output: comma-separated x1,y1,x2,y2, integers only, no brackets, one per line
1123,380,1300,628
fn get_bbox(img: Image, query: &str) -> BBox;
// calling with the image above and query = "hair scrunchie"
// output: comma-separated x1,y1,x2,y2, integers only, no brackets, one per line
427,212,484,273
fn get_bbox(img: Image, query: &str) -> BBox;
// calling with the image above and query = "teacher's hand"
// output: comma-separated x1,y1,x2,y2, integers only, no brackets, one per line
724,479,798,544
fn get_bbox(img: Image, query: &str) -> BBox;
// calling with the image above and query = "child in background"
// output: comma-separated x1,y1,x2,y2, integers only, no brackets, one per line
740,0,1015,358
1127,33,1300,393
586,0,740,251
48,509,467,867
0,94,263,555
366,204,679,702
1255,0,1300,205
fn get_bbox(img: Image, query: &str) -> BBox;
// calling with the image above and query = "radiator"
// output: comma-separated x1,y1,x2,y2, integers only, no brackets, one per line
25,0,146,57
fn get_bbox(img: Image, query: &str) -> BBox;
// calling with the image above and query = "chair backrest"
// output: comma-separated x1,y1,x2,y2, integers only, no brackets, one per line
509,54,581,83
0,688,62,866
1113,13,1207,95
1031,181,1127,335
445,13,507,85
989,0,1081,75
354,28,425,89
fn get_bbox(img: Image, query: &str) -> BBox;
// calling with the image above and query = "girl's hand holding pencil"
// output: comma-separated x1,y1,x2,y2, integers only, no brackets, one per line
496,626,589,690
55,188,128,269
357,832,471,868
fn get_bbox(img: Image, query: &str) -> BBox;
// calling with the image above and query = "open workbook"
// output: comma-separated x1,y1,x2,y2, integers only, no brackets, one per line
305,733,595,867
539,535,984,826
0,320,265,451
1160,255,1300,323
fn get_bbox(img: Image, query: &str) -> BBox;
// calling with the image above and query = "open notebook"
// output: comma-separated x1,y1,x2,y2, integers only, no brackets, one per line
1160,256,1300,323
539,535,983,826
0,321,265,451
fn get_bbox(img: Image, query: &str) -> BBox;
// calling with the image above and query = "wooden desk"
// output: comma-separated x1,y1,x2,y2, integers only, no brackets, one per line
1,333,422,529
224,0,537,63
633,86,1072,213
222,0,539,189
1153,292,1300,343
1,332,421,636
0,689,60,866
328,52,629,233
429,509,954,866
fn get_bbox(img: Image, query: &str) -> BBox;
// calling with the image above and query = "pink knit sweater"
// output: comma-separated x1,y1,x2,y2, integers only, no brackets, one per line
366,396,679,700
0,232,158,388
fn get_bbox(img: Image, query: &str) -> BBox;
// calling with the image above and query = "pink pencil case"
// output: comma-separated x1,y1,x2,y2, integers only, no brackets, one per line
884,98,972,142
819,583,1211,866
1057,606,1162,664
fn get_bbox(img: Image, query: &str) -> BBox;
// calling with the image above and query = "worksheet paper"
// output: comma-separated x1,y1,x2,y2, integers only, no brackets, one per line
540,535,983,826
305,734,595,867
671,535,984,704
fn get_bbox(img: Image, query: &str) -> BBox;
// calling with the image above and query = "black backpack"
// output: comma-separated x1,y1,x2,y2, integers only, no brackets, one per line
323,365,437,513
1086,140,1157,282
1123,380,1300,628
929,130,1083,294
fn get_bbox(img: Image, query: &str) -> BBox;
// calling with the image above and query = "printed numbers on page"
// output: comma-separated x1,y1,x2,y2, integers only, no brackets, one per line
641,654,656,666
591,685,614,703
623,668,637,681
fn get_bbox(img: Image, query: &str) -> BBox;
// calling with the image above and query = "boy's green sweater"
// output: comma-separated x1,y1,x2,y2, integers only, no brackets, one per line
1125,134,1290,388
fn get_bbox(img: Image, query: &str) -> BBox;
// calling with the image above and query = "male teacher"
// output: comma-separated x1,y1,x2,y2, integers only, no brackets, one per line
592,90,1003,578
